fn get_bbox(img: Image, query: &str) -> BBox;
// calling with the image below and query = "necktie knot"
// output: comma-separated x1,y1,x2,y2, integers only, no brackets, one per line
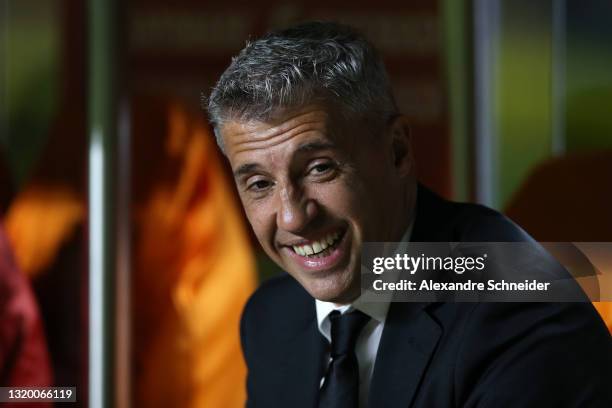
328,310,370,357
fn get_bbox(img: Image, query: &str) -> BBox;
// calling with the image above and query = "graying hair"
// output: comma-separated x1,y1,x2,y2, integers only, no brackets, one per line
205,21,399,150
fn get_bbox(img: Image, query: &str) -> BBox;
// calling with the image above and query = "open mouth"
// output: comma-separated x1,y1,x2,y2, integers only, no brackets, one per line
290,228,346,259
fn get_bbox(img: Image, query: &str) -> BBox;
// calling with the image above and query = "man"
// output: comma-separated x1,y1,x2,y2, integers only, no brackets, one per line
206,21,612,407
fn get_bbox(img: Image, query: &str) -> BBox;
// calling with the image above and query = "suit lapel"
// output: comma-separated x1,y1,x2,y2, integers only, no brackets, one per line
367,185,450,406
368,302,441,407
277,314,328,408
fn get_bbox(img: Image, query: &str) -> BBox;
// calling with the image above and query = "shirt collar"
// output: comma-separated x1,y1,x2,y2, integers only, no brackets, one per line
314,220,414,342
315,296,389,343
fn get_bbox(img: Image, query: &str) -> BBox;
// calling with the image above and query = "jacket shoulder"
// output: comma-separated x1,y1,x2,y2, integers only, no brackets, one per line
240,274,314,358
453,300,612,405
453,201,531,241
414,184,532,242
242,273,311,321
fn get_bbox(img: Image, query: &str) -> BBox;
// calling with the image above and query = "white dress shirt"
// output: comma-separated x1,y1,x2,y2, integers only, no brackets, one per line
315,222,414,407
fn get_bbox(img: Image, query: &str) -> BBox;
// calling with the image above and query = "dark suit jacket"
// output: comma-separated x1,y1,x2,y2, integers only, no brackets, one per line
240,185,612,407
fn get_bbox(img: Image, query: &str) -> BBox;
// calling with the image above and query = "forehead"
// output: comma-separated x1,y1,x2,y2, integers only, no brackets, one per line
220,105,344,164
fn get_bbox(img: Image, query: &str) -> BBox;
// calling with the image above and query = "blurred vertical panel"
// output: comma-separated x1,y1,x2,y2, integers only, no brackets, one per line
0,1,9,212
473,0,562,209
442,0,472,202
565,0,612,151
1,0,6,152
472,0,500,208
496,0,554,209
551,0,566,155
115,99,132,408
87,0,118,407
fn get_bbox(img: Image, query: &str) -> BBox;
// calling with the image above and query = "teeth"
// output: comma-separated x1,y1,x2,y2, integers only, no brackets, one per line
292,231,342,257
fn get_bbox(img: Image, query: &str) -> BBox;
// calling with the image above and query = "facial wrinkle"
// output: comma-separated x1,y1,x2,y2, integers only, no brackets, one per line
226,110,329,155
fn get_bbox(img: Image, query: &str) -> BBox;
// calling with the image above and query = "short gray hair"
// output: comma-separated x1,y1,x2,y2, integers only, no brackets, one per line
206,21,399,149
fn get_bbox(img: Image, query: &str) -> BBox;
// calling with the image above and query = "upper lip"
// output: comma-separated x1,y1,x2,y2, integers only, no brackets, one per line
280,226,346,247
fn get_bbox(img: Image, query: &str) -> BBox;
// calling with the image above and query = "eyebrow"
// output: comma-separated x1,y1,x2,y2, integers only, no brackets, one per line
232,140,336,180
233,163,262,179
295,140,335,154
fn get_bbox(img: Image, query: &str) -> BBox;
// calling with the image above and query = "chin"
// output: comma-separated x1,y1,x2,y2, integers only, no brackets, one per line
302,272,360,304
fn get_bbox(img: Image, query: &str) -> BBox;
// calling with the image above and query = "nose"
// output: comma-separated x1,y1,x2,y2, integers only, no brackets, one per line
276,183,318,234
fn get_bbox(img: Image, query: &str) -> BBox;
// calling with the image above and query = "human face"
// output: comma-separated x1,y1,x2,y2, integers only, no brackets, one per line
221,105,407,304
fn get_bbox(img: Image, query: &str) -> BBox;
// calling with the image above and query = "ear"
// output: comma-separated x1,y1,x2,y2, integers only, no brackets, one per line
388,115,413,177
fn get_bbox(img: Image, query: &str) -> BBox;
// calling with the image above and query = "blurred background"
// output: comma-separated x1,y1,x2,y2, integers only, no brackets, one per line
1,0,611,407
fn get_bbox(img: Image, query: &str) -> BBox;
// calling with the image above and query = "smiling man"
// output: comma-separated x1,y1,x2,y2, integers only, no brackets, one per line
221,104,414,305
207,22,612,408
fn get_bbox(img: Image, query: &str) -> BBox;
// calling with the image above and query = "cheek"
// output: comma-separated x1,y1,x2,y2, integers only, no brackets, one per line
356,162,395,211
241,198,278,248
309,177,368,220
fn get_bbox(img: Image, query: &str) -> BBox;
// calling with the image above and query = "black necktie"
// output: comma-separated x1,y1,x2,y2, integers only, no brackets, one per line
318,310,371,408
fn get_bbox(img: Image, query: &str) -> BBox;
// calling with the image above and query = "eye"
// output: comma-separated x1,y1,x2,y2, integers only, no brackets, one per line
308,161,334,176
246,178,272,192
